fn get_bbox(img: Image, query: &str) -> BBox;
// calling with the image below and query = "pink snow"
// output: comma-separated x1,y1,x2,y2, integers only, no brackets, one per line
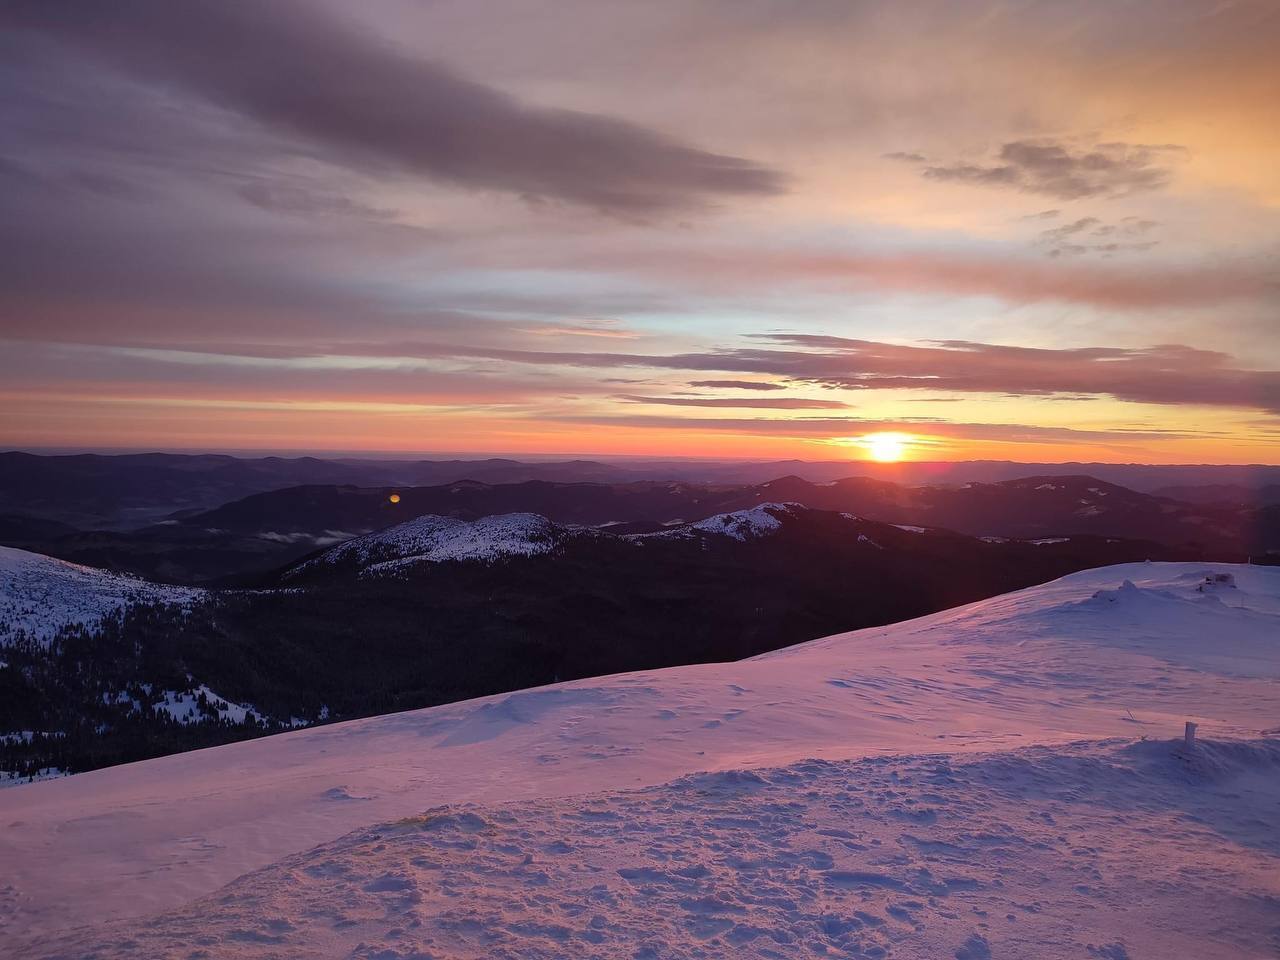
1,561,1278,958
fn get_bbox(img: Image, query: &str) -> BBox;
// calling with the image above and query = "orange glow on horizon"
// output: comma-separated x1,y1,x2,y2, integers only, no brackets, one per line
2,391,1276,466
863,432,911,463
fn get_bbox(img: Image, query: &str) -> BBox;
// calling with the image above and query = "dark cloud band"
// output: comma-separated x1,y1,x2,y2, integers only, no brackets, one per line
4,0,784,215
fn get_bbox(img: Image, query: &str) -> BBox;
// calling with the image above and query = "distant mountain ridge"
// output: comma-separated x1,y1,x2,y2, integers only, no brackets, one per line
1151,483,1280,506
2,452,1277,585
4,450,1279,530
0,451,645,530
166,472,1273,538
194,473,1277,570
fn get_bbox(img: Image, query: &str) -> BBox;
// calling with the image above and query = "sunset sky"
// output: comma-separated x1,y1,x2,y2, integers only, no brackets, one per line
2,0,1278,463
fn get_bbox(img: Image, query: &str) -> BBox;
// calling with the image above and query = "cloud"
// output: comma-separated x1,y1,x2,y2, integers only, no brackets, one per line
689,380,787,391
892,139,1184,200
96,335,1280,416
236,183,397,222
543,413,1199,446
748,336,1280,414
495,337,1280,414
1036,216,1160,258
575,245,1266,309
520,319,641,340
3,0,784,216
619,395,850,410
1041,217,1102,239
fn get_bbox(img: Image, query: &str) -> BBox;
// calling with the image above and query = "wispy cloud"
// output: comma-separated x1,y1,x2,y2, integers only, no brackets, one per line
1036,216,1160,258
4,0,784,216
892,139,1185,200
543,413,1201,446
574,246,1266,309
619,395,849,410
235,183,398,222
520,319,641,340
90,336,1280,415
689,380,787,391
749,336,1280,414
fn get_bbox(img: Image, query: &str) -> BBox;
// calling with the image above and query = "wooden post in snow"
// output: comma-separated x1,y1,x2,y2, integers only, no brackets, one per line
1183,721,1197,752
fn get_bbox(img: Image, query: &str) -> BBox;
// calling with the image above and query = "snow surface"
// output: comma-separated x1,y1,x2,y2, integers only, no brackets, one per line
288,513,573,578
621,503,802,544
676,502,796,541
24,740,1280,960
2,562,1279,958
258,529,356,546
292,505,806,578
0,546,203,644
151,685,259,725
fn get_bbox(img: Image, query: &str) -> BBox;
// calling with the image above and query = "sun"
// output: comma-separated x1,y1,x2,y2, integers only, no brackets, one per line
864,432,910,463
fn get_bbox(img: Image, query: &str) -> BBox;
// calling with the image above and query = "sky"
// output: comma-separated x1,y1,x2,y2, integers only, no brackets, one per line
1,0,1278,464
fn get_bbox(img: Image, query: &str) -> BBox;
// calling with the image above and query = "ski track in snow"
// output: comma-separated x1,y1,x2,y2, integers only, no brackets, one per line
2,561,1280,957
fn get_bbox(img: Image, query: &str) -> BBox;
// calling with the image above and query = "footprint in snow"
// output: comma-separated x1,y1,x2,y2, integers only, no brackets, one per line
955,932,992,959
363,874,416,893
321,786,372,801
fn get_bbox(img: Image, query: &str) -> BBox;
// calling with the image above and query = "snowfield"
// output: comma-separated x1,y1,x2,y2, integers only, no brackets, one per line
290,504,807,579
287,512,574,578
646,502,798,541
150,685,261,725
2,562,1279,959
0,545,203,644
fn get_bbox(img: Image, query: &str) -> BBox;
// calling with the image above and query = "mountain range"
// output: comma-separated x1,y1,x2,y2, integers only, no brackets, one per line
3,450,1277,784
5,451,1280,529
3,472,1273,585
1,503,1197,779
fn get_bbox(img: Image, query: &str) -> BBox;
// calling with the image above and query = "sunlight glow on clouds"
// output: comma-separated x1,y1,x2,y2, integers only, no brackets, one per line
0,0,1277,462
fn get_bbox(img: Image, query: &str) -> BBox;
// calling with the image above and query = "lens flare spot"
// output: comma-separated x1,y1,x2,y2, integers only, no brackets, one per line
388,493,401,504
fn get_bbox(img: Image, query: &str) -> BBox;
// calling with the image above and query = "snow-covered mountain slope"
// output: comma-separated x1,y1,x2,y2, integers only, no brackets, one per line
633,502,800,541
0,545,202,644
287,505,803,579
3,562,1279,956
286,512,574,578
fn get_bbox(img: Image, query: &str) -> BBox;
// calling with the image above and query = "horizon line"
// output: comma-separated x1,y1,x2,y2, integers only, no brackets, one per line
3,446,1278,469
